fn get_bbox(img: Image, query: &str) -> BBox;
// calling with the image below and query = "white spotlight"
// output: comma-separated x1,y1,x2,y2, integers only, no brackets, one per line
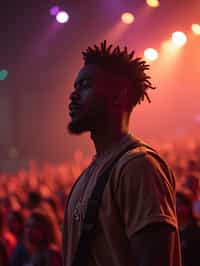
171,32,187,47
144,48,159,61
56,11,69,24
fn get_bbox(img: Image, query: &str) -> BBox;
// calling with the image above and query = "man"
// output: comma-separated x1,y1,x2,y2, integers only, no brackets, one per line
63,41,182,266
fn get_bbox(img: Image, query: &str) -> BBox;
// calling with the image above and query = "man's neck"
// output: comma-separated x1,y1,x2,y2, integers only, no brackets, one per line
90,125,129,157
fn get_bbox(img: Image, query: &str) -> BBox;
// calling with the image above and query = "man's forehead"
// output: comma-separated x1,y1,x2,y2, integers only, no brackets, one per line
75,64,105,83
74,64,129,89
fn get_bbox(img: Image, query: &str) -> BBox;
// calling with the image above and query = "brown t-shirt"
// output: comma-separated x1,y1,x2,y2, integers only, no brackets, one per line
62,135,181,266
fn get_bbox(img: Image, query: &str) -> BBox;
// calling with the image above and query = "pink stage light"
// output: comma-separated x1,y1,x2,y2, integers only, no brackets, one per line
56,11,69,23
121,12,135,24
50,6,60,16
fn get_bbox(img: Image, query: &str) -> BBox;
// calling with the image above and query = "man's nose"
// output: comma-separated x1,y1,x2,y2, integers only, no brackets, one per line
70,90,80,101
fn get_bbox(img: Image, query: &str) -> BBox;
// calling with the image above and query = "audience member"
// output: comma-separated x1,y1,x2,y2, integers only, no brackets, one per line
176,190,200,266
11,208,62,266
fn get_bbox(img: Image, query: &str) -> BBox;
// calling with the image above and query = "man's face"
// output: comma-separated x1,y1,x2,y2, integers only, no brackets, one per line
68,64,110,134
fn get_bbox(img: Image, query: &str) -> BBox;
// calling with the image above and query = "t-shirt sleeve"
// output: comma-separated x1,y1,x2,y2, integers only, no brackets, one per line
114,152,178,239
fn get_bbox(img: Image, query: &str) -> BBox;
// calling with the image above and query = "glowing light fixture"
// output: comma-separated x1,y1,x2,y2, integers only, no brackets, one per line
121,12,135,24
146,0,160,8
56,11,69,23
0,69,8,80
192,24,200,35
171,32,187,47
144,48,159,61
50,6,60,16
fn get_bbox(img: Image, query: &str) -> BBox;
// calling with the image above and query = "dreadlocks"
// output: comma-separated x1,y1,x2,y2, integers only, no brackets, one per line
82,40,156,106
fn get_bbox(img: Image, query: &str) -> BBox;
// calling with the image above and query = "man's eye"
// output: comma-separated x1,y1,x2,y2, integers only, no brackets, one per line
82,82,87,87
82,80,90,87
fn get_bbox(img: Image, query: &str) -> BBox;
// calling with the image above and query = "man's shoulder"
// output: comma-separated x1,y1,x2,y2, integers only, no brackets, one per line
113,143,174,184
116,144,161,169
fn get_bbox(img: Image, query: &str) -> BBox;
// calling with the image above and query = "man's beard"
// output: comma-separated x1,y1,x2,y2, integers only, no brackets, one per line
67,109,102,135
67,119,90,135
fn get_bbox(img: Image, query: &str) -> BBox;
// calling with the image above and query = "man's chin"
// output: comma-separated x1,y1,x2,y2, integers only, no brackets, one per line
67,121,88,135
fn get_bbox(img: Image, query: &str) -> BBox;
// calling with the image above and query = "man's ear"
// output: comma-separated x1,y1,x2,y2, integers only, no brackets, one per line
113,88,128,107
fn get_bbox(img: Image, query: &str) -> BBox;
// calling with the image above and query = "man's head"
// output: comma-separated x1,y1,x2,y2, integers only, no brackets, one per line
68,40,155,134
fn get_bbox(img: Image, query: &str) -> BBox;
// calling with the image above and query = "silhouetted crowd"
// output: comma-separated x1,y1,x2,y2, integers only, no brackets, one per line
159,137,200,266
0,151,89,266
0,138,200,266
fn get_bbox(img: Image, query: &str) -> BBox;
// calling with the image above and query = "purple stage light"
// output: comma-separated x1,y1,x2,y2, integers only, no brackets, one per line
56,11,69,23
50,6,60,16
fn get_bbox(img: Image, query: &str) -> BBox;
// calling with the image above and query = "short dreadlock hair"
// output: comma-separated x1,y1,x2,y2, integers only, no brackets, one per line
82,40,155,108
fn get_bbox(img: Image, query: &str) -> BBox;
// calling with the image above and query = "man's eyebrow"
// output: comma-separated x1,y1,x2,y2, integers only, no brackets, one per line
74,78,91,88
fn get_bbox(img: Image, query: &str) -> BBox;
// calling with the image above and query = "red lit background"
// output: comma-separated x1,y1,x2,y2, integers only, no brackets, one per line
0,0,200,168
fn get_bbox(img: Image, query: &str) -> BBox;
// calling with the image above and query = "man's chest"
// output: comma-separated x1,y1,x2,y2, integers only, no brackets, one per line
67,164,101,225
66,160,120,231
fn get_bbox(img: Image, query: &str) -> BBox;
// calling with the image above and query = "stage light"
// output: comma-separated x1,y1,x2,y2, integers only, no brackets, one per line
50,6,60,16
0,69,8,80
146,0,160,8
171,32,187,47
56,11,69,23
192,24,200,35
144,48,159,61
121,12,135,24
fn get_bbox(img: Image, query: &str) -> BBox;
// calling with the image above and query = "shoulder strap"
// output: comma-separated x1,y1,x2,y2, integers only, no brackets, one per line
72,141,153,266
